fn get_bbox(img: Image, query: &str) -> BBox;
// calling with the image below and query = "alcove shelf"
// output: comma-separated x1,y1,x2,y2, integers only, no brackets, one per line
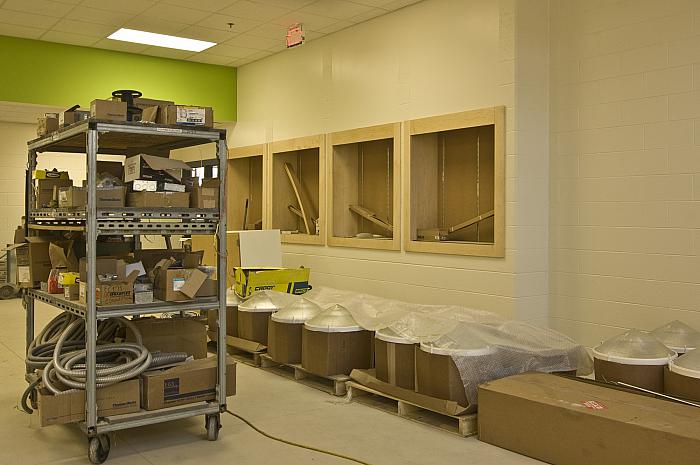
269,135,325,245
404,106,505,257
327,123,401,251
228,144,267,231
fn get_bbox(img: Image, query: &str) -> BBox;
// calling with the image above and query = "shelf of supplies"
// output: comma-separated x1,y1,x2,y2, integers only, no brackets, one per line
82,402,221,434
29,207,220,235
327,123,401,251
28,119,225,154
28,289,219,319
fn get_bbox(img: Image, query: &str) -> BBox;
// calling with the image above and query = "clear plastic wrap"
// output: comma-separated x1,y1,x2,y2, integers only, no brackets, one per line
258,286,592,404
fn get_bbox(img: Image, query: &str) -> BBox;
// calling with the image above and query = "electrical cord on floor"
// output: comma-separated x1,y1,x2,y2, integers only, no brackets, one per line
224,409,372,465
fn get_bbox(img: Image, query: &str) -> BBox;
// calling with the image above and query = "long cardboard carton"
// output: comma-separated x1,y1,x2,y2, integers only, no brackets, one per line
478,372,700,465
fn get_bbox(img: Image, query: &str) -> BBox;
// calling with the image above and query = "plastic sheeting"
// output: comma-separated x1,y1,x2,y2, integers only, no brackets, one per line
255,286,593,404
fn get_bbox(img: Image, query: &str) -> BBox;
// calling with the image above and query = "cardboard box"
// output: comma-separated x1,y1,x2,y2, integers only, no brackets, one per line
96,186,126,208
97,161,124,180
132,180,158,192
163,105,214,128
20,238,75,286
237,311,272,346
38,379,139,426
59,108,90,126
90,99,127,122
124,154,192,184
234,267,310,298
141,357,236,410
350,368,473,415
375,338,416,390
478,372,700,465
64,284,79,301
126,318,207,359
135,249,202,274
594,357,666,393
78,257,137,305
79,257,126,283
33,169,69,180
58,186,86,208
414,346,469,407
112,97,174,123
154,264,217,302
135,290,154,304
301,327,373,376
207,306,238,338
664,366,700,401
37,113,59,136
35,178,72,208
267,319,303,364
127,191,190,208
191,179,220,209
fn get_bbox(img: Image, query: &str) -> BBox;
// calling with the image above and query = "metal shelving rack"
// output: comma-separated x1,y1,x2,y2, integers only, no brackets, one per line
23,119,228,463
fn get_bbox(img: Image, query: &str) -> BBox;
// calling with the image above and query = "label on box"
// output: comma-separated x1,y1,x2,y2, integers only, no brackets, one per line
161,182,185,192
134,290,154,304
203,199,216,209
176,107,206,125
173,277,185,291
132,180,157,192
58,191,67,202
164,378,180,400
18,266,30,283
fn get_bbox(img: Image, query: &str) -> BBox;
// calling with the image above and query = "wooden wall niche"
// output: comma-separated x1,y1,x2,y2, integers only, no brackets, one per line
270,135,325,245
405,106,505,257
327,123,401,250
228,144,267,231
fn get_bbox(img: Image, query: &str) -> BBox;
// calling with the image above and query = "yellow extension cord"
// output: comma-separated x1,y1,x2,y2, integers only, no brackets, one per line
225,409,372,465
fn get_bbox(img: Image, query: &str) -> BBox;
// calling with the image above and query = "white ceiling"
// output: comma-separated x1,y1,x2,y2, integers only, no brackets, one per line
0,0,422,67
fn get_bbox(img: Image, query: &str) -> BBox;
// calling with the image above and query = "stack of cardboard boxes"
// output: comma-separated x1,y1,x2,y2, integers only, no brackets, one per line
36,94,214,138
37,316,237,426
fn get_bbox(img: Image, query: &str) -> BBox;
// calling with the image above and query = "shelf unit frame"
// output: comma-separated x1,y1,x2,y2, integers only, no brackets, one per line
403,106,506,257
269,135,326,246
23,119,229,442
327,123,401,251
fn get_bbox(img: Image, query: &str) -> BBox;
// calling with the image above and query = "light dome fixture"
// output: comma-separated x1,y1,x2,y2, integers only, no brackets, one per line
107,28,216,52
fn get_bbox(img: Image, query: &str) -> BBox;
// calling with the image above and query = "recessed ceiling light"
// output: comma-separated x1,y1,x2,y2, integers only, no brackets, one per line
107,28,216,52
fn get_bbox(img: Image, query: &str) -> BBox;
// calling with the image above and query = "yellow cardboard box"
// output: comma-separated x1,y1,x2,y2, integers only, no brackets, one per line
233,267,310,298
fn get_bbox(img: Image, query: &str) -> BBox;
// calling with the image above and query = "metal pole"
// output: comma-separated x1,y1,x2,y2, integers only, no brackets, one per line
216,134,228,408
24,295,34,375
85,128,99,432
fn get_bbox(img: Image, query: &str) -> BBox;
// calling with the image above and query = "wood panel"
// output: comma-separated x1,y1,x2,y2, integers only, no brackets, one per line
404,106,505,257
269,135,325,245
327,123,401,251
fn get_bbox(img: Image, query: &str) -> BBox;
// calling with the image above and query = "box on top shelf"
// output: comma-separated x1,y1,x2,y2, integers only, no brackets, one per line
37,113,59,136
35,178,72,209
110,97,174,124
59,106,90,127
134,249,203,275
163,105,214,128
90,99,127,122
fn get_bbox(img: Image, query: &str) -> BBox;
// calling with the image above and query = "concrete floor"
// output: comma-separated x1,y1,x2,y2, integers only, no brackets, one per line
0,298,541,465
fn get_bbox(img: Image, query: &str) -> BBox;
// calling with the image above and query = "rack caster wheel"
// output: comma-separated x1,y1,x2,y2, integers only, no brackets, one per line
206,414,220,441
88,435,110,464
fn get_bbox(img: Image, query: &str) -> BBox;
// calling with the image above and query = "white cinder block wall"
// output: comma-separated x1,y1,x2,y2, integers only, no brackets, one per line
234,0,551,321
549,0,700,346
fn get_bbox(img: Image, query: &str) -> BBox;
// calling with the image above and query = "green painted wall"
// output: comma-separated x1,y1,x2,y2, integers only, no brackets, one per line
0,35,236,121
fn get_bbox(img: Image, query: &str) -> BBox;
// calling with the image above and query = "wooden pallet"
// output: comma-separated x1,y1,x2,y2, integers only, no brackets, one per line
207,339,264,368
260,354,350,396
345,380,478,437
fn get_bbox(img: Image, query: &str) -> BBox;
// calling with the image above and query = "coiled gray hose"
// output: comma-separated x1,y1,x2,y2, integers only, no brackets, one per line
42,317,152,394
